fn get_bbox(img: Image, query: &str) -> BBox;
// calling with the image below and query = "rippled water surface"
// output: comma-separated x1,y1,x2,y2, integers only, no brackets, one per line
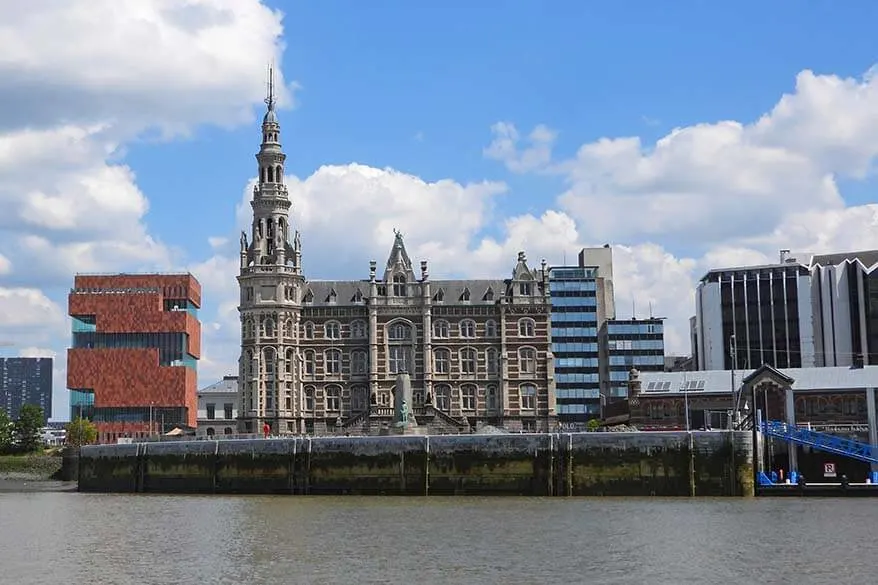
0,491,874,585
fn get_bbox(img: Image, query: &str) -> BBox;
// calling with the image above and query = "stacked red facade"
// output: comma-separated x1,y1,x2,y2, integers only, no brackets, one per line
67,274,202,443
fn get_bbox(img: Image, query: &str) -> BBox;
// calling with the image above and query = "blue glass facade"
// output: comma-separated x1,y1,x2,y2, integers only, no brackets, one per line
549,267,601,424
71,332,197,369
1,358,52,422
600,318,665,404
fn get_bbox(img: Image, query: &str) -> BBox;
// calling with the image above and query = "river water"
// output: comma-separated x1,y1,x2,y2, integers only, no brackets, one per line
0,487,874,585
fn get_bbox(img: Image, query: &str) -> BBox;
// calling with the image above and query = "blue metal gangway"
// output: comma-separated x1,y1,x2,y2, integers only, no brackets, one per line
761,420,878,465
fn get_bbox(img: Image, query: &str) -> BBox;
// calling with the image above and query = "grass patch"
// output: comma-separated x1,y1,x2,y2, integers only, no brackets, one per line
0,452,63,478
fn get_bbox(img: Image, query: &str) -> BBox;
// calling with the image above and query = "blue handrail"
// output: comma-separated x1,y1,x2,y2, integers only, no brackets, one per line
761,420,878,464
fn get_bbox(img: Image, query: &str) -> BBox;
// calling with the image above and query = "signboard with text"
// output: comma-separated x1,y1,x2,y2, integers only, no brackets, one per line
823,462,837,478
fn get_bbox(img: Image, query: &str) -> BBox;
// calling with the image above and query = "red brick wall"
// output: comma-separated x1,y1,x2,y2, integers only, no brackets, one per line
69,293,201,358
73,274,201,307
67,348,197,427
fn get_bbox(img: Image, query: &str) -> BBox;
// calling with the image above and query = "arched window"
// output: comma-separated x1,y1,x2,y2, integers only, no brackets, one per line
387,321,412,374
262,347,276,377
485,320,497,337
303,321,314,339
243,318,255,339
459,319,476,338
388,321,411,341
260,167,266,184
223,427,233,435
276,165,283,182
433,348,450,374
459,347,477,374
433,320,449,338
325,349,342,375
304,386,315,411
303,350,315,376
326,385,341,411
486,348,499,375
325,321,341,339
519,347,537,374
206,427,215,437
461,384,477,411
520,384,536,410
242,350,253,378
285,348,295,375
350,320,367,338
392,274,406,297
486,385,498,411
267,166,275,182
518,318,535,337
262,317,276,338
434,384,451,411
283,319,294,338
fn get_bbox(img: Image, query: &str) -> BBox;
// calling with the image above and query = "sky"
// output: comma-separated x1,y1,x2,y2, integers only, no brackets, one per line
2,0,878,421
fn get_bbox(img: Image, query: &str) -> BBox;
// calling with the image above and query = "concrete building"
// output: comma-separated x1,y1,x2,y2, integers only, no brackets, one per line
197,376,238,438
548,249,615,428
0,357,52,422
810,250,878,367
67,274,202,444
237,73,557,436
599,318,665,404
693,253,814,370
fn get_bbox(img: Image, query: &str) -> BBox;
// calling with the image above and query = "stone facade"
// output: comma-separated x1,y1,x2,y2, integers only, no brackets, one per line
237,74,556,436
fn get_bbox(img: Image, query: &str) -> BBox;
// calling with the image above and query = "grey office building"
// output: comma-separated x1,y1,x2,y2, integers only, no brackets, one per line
1,357,53,422
599,318,665,403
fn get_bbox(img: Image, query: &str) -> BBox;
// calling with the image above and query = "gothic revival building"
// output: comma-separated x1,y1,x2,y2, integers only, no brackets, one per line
237,74,557,435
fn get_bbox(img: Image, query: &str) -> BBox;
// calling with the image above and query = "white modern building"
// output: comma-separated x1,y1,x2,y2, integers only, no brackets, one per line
693,252,815,371
810,250,878,367
197,376,238,438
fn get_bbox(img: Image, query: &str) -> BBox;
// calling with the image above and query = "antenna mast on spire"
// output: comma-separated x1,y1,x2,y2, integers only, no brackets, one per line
265,62,275,109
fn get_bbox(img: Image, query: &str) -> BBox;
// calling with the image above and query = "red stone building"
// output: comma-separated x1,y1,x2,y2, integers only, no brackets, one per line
67,274,201,443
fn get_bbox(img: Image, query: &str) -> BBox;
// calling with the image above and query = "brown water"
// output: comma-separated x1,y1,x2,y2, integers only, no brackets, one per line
0,491,875,585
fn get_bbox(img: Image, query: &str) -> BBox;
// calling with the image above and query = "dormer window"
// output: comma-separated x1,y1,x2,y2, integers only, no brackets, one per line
519,282,532,296
303,290,314,304
392,274,406,297
483,288,494,302
460,288,471,302
434,289,445,303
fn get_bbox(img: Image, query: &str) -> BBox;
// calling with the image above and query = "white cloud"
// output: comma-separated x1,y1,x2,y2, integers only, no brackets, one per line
0,0,288,418
484,122,557,173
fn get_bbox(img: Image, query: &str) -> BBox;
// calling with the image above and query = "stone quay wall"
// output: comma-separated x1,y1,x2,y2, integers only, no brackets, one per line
78,431,754,497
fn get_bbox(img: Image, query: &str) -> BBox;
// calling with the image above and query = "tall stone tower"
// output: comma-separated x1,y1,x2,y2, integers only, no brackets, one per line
237,67,305,435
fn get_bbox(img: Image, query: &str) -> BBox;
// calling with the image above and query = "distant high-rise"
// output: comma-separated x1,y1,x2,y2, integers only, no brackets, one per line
0,358,52,422
66,274,201,443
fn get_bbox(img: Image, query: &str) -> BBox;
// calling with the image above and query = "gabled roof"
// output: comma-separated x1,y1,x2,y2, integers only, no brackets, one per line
742,363,795,386
810,250,878,271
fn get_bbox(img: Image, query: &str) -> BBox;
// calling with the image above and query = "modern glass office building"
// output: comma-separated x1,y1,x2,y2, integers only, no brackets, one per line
599,318,666,403
549,266,601,425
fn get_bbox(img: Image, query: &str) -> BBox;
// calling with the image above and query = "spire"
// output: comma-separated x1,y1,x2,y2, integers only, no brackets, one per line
383,229,416,282
262,63,279,126
265,63,275,111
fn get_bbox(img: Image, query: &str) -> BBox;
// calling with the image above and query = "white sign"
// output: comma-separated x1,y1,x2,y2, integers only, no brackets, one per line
823,462,837,478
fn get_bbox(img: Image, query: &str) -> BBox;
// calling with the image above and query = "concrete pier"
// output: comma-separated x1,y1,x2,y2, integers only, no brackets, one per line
78,431,754,497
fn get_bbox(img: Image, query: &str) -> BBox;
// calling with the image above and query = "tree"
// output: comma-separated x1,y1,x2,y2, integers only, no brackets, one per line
65,417,97,448
0,410,12,454
586,418,601,432
14,404,44,452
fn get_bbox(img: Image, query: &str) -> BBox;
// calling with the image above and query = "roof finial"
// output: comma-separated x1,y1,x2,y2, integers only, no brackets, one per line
265,62,275,111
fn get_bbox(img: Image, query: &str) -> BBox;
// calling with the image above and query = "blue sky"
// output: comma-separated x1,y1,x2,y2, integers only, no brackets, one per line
3,0,878,419
128,0,878,261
